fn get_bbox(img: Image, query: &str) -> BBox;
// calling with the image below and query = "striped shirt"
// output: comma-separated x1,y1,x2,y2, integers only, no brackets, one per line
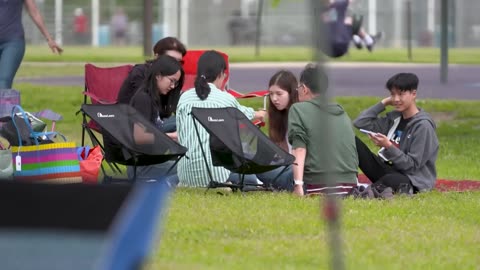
176,83,255,187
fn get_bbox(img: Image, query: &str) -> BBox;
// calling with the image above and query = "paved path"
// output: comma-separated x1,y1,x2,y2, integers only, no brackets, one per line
18,62,480,100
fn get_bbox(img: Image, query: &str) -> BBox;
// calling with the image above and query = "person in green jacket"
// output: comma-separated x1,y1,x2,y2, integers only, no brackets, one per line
288,64,358,196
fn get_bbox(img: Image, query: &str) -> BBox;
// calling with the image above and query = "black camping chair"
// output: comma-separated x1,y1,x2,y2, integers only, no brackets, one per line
190,107,295,192
80,104,187,182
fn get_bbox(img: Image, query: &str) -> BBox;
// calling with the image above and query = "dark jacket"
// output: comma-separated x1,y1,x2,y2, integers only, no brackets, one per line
117,63,148,104
353,102,439,191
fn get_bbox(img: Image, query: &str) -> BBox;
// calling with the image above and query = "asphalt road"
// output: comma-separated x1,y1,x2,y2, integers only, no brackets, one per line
18,62,480,100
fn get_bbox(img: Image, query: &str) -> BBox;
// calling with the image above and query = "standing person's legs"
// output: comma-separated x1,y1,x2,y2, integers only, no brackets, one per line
0,40,26,89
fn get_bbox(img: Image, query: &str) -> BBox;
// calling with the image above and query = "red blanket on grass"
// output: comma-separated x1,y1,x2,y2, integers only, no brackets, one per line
357,174,480,192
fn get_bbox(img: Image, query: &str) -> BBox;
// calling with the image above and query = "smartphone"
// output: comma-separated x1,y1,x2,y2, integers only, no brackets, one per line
359,129,377,136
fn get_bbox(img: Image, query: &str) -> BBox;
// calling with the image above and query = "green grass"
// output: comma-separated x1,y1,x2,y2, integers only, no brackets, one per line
22,45,480,64
11,68,480,269
14,83,480,181
147,189,480,270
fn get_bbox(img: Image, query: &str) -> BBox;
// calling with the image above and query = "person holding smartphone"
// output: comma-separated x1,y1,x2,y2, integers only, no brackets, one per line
353,72,439,194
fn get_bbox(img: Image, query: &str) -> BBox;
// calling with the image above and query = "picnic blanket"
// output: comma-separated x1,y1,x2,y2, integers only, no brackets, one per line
357,174,480,192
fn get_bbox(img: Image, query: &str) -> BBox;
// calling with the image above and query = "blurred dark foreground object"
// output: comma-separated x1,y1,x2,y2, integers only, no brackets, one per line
0,180,172,270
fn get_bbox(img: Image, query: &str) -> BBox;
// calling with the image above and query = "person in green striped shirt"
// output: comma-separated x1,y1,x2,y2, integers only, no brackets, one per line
176,50,266,187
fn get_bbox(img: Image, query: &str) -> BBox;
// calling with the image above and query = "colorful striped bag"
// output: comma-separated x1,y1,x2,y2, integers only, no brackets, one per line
9,105,82,183
11,142,82,183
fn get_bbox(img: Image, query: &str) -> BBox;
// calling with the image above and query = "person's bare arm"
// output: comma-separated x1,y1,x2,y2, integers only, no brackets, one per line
254,110,267,122
292,147,307,196
166,131,178,142
133,122,154,145
24,0,63,54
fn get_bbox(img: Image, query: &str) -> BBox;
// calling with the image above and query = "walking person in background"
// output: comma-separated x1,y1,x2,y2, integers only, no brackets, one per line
110,7,129,46
321,0,380,58
73,8,88,45
0,0,63,89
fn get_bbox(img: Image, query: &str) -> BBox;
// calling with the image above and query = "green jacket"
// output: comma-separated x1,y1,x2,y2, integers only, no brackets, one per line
288,97,358,185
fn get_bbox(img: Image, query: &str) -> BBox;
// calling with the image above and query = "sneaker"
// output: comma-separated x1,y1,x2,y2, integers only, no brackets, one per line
379,187,394,200
348,185,375,199
366,32,383,52
396,183,413,196
352,35,363,49
371,183,393,200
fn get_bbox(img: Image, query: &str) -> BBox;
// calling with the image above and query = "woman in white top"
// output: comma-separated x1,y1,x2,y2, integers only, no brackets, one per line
176,50,266,187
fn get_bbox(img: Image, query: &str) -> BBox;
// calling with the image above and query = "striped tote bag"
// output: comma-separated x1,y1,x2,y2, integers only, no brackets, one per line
11,142,82,183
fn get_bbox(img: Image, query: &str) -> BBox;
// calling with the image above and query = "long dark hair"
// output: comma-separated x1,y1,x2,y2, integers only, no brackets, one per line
267,70,298,151
137,55,185,118
194,50,227,100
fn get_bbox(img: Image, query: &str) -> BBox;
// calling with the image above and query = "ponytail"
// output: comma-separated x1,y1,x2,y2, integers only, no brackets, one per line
194,50,227,101
194,74,211,100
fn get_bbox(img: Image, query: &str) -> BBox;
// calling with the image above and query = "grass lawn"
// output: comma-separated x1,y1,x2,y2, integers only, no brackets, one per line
148,190,480,270
22,45,480,65
10,63,480,269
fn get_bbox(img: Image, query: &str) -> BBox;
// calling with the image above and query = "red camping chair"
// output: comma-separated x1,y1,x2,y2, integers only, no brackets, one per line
82,63,133,133
181,50,230,91
82,64,133,177
181,50,269,125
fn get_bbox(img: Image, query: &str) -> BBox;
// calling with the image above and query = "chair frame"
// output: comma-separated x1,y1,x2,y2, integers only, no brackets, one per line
81,63,134,179
190,108,292,192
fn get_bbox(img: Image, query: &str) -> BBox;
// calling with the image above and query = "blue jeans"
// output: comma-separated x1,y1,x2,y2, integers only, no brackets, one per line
127,160,179,188
161,115,176,133
257,165,293,192
227,173,259,186
0,39,25,89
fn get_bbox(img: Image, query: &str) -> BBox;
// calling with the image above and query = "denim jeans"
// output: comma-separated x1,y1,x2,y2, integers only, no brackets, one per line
161,115,177,133
127,160,179,188
257,165,293,192
0,39,25,89
227,173,259,186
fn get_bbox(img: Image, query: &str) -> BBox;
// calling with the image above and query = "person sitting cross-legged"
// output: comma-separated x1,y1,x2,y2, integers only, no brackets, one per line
353,72,439,194
288,64,359,196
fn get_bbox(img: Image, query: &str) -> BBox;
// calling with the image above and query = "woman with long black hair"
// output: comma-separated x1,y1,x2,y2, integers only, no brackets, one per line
176,50,266,188
127,54,184,185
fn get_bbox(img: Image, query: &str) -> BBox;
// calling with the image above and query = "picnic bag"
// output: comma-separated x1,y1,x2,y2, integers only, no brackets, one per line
9,105,82,183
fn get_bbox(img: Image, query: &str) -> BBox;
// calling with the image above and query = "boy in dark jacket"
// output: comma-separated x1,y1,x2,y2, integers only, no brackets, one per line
353,72,439,193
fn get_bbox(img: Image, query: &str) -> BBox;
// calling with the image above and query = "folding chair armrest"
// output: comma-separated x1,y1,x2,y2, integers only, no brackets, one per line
83,91,117,105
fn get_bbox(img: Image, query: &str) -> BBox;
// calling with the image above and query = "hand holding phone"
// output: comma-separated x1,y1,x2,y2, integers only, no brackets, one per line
359,129,377,136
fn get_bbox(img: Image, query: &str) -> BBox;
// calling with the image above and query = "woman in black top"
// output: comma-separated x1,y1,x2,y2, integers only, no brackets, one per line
127,54,185,185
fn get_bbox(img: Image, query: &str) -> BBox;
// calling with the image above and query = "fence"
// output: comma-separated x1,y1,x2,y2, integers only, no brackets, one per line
23,0,480,48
